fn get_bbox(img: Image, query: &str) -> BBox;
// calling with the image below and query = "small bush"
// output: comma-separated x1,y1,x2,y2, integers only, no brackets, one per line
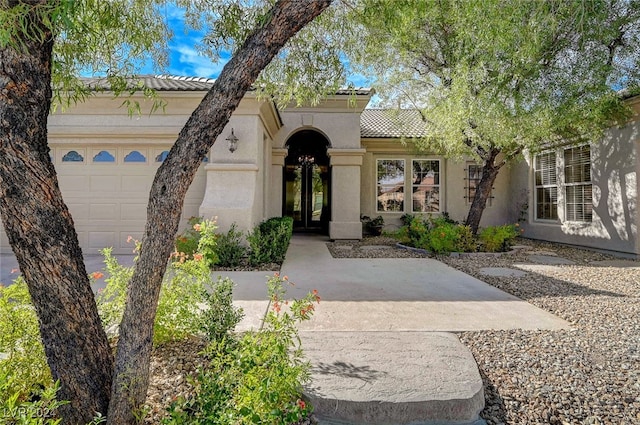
195,219,219,268
97,249,210,345
248,217,293,266
175,217,203,258
215,224,246,268
407,216,430,249
478,224,520,252
427,220,460,254
0,278,52,401
201,277,244,343
164,274,319,425
405,216,477,253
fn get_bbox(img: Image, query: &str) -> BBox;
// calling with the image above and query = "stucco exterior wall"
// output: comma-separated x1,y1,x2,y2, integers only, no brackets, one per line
199,97,281,233
1,92,208,255
360,139,514,231
512,100,640,257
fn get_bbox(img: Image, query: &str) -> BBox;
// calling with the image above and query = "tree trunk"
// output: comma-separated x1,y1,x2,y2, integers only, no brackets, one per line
465,148,503,234
0,4,114,424
106,1,332,423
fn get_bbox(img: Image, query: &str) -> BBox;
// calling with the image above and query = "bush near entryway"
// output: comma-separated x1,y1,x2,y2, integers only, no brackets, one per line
402,215,519,254
247,217,294,266
174,217,294,268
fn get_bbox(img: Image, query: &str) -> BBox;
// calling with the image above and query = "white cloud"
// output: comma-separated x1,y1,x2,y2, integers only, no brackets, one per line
168,44,228,78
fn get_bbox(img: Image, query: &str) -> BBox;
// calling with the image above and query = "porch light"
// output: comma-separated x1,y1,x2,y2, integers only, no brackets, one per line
226,128,239,153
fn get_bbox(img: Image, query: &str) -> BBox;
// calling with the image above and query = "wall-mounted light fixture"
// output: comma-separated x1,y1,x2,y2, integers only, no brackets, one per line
226,128,239,153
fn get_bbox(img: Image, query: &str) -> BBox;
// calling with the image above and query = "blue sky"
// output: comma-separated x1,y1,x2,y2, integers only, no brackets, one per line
138,4,227,78
140,3,371,88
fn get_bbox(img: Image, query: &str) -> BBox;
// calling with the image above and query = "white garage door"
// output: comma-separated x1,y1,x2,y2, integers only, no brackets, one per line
0,145,206,255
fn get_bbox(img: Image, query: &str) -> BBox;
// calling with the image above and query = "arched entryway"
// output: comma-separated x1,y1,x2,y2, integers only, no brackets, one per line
283,130,331,233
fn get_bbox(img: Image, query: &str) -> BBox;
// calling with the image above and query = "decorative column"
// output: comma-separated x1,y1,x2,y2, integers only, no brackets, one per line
328,148,366,239
270,148,288,218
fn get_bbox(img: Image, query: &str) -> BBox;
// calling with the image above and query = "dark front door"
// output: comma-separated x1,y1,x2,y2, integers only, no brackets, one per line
283,131,331,233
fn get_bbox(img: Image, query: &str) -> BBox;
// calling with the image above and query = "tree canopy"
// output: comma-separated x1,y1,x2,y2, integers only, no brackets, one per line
342,0,640,231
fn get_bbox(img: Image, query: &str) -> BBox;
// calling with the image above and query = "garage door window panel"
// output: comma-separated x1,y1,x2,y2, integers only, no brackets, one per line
62,150,85,162
93,150,116,163
124,150,147,163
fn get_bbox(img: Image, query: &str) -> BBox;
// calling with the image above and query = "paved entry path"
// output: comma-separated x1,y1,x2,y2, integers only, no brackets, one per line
232,234,568,332
228,234,569,425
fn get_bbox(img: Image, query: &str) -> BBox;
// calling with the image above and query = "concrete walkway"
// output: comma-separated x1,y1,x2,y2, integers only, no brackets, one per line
228,235,568,425
1,236,569,425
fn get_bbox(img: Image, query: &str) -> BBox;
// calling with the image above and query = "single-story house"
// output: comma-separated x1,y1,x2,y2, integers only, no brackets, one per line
1,75,638,258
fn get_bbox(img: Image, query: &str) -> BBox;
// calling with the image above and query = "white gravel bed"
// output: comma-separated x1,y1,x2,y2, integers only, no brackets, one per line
437,240,640,425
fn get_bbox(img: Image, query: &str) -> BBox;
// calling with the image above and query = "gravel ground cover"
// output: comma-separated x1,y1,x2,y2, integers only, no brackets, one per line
144,237,639,424
329,237,640,425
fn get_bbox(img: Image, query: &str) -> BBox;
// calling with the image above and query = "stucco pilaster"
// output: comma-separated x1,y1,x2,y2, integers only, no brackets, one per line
328,149,366,239
269,148,288,217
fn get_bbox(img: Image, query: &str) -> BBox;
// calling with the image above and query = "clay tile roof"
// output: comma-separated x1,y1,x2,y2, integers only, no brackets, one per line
80,75,217,91
360,109,428,138
80,75,373,96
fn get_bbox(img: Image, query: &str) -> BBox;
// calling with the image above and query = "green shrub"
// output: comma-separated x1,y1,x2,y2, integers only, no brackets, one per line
201,277,244,343
164,274,319,425
427,220,460,254
405,216,477,253
215,224,246,268
195,219,219,268
407,216,430,249
175,217,203,258
478,224,520,252
0,378,67,425
248,217,293,266
455,225,478,253
0,278,52,401
97,249,210,345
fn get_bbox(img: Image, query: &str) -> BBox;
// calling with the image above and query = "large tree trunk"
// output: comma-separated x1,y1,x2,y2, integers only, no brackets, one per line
0,3,114,424
465,148,503,234
106,1,332,423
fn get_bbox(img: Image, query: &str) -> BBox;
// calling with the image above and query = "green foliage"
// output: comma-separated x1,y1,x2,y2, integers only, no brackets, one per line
407,216,430,250
248,217,293,266
154,258,210,345
163,274,319,425
201,277,244,343
0,378,67,425
195,219,219,268
0,278,52,401
426,219,461,254
215,224,247,268
478,224,520,253
405,216,522,254
175,217,204,259
97,249,209,345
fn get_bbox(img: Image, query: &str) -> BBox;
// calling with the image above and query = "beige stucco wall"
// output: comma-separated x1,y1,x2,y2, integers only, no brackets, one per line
360,139,514,232
0,91,209,255
199,97,281,233
511,98,640,257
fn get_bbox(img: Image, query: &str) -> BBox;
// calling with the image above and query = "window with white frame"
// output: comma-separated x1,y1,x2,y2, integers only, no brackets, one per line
377,159,405,212
534,151,558,220
412,159,440,212
465,163,492,206
564,145,592,222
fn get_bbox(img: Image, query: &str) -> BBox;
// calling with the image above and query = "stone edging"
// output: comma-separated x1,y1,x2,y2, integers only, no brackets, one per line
396,242,524,258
